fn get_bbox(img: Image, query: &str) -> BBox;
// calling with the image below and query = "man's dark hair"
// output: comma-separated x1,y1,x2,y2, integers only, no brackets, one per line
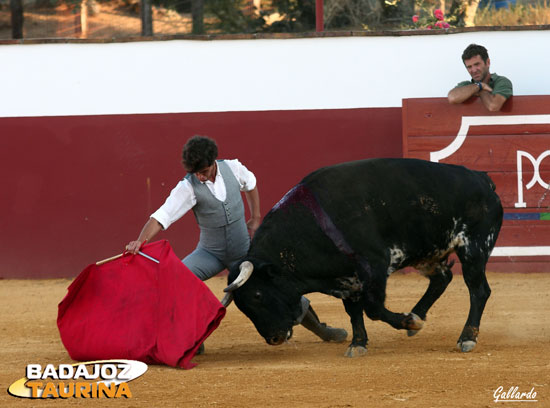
182,135,218,173
462,44,489,63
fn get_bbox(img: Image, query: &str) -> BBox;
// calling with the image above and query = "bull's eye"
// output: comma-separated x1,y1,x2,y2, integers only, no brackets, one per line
254,290,262,301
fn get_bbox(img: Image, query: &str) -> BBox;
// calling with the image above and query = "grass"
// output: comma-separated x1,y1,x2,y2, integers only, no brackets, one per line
475,0,550,26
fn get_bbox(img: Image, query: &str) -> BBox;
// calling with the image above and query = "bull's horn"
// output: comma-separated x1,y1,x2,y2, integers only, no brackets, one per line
223,261,254,293
220,292,234,307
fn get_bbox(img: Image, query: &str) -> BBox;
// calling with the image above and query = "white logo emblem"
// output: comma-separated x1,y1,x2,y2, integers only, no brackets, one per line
515,150,550,208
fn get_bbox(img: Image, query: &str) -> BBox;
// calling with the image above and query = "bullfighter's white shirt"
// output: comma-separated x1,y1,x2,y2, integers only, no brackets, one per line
151,159,256,230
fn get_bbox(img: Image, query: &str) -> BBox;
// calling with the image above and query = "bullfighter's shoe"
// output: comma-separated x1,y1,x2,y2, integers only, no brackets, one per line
300,306,348,342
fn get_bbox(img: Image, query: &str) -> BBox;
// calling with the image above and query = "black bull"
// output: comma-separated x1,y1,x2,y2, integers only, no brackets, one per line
225,158,503,357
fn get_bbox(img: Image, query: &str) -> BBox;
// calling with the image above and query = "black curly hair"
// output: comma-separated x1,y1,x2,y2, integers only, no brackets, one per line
182,135,218,173
462,44,489,64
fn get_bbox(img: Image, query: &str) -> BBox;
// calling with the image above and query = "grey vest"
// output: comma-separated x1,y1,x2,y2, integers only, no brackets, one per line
186,160,245,228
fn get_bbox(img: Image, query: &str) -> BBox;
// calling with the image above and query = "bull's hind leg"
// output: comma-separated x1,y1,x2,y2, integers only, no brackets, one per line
362,271,424,333
342,299,368,357
456,251,491,352
407,260,454,337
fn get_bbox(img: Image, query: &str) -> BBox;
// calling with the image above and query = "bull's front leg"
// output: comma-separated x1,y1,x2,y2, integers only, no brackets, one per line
342,299,368,357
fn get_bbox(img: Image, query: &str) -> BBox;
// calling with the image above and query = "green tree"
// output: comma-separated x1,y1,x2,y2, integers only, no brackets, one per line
206,0,265,33
267,0,316,32
324,0,383,30
380,0,414,25
207,0,316,33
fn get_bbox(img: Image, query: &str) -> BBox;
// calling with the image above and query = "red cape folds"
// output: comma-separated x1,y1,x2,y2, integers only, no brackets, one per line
57,240,226,369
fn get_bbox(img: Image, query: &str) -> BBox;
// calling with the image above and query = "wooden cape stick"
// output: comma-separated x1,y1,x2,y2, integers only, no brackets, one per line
96,253,124,266
95,251,160,266
96,241,158,266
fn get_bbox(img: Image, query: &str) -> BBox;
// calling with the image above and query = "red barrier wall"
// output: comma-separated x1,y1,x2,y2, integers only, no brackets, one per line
403,96,550,272
1,107,402,278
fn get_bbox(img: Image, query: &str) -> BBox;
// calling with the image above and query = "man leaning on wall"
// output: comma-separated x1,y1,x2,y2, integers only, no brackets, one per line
448,43,513,112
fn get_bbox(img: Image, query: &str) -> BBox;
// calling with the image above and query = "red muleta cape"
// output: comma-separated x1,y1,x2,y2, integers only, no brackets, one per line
57,240,226,369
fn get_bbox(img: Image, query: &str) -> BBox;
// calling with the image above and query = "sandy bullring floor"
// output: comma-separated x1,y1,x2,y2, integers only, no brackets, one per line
1,272,548,407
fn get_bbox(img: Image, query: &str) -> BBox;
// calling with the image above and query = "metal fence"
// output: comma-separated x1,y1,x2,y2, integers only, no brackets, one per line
0,0,195,40
1,0,548,41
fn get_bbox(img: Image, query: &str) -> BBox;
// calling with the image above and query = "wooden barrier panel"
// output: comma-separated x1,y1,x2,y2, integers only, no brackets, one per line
403,96,550,273
0,107,402,278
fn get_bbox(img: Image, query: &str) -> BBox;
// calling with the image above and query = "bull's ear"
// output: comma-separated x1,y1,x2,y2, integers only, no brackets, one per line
258,262,279,280
246,258,279,280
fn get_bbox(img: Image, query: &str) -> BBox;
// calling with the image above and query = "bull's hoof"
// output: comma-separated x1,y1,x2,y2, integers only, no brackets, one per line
344,345,368,358
457,340,477,353
457,326,479,352
407,329,420,337
403,313,424,331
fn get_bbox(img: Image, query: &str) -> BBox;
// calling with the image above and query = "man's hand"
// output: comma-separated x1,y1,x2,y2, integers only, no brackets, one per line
125,218,162,254
478,86,507,112
479,82,493,93
244,186,261,238
247,217,261,238
125,240,144,254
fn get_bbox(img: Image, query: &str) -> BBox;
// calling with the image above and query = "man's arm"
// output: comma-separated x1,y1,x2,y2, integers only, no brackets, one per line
126,218,163,254
448,82,508,111
481,75,513,112
244,186,261,238
478,90,507,112
448,83,480,104
125,179,195,254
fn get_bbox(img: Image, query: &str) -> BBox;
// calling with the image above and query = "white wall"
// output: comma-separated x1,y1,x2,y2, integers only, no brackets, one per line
2,30,549,118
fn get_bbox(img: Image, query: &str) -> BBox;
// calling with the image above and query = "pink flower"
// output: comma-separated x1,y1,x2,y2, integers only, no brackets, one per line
434,9,444,20
412,15,419,23
427,25,433,29
435,21,444,28
443,22,450,28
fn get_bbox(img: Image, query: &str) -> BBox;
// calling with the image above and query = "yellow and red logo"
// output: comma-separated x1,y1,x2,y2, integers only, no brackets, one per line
8,359,147,399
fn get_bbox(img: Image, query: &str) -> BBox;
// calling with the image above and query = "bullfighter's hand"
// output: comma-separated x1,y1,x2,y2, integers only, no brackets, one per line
247,218,261,238
125,240,143,255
